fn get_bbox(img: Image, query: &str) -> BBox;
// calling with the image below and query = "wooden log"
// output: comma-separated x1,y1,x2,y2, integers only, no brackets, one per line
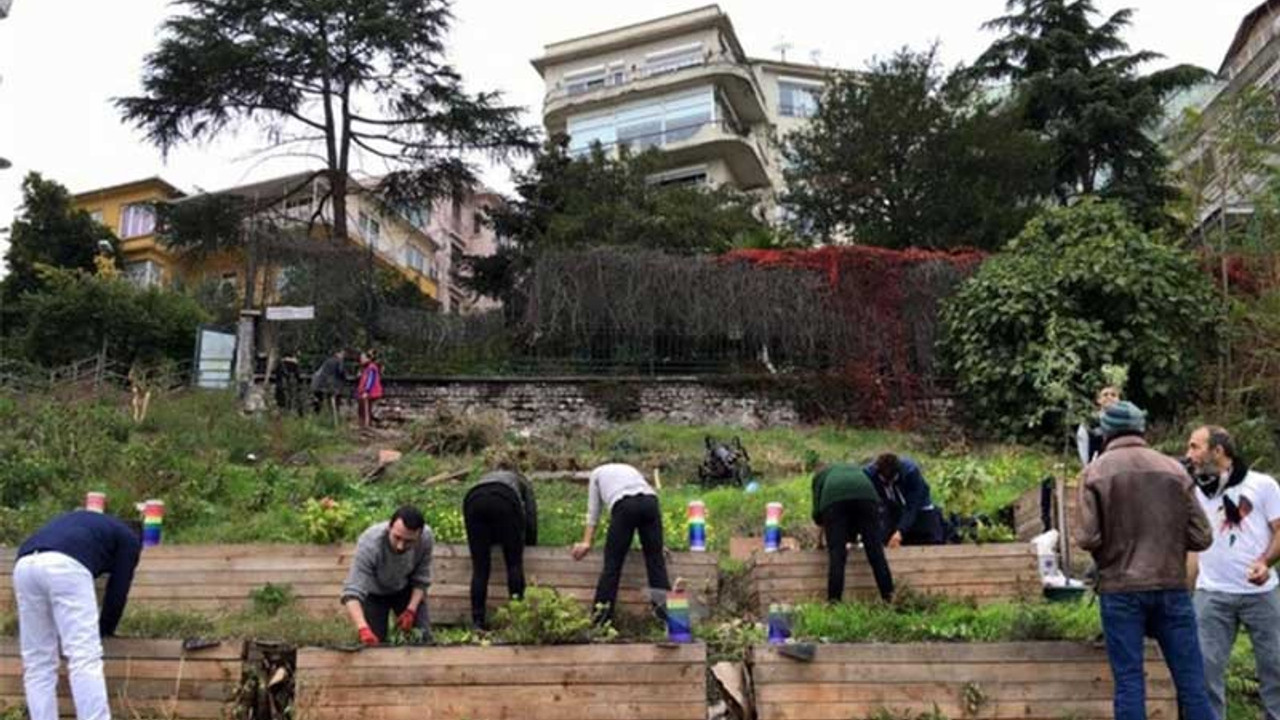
0,544,719,622
748,544,1041,611
0,638,239,719
749,642,1175,720
296,643,706,720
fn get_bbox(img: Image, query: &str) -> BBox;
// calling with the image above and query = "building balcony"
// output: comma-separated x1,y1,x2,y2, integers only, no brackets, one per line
544,52,768,131
571,120,771,189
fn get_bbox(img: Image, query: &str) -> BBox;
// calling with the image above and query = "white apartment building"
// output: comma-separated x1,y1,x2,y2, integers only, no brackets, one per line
531,5,831,204
1169,0,1280,233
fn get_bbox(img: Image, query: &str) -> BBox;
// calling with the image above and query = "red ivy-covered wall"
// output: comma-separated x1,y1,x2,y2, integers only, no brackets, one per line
725,247,986,428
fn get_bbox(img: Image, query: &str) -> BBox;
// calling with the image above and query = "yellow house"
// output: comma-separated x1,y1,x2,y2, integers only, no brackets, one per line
71,176,185,287
71,173,441,304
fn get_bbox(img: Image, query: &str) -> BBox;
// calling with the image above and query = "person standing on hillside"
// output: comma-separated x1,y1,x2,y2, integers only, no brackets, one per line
14,511,142,720
571,463,671,624
1076,384,1121,467
355,349,383,430
310,348,347,417
341,506,434,645
812,462,894,602
1186,425,1280,720
1076,401,1215,720
464,469,538,629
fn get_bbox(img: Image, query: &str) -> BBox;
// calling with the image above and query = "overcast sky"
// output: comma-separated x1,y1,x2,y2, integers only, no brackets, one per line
0,0,1263,236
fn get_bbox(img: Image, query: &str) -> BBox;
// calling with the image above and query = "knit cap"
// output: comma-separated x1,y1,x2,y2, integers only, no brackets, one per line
1100,400,1145,438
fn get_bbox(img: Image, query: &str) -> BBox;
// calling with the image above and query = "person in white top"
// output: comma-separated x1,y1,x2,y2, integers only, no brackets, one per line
1187,425,1280,720
571,463,670,623
1076,385,1121,467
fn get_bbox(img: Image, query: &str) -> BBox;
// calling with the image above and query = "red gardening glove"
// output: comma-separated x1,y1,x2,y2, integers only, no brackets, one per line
358,626,379,646
397,608,416,632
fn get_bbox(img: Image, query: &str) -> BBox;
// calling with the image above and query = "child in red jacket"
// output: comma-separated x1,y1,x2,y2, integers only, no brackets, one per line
356,350,383,429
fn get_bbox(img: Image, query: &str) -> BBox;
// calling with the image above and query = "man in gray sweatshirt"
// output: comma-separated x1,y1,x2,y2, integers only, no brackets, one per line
340,506,434,645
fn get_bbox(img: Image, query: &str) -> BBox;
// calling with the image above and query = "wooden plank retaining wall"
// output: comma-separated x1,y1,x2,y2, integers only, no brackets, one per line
0,545,718,624
750,641,1175,720
295,643,708,720
0,638,240,719
749,543,1042,611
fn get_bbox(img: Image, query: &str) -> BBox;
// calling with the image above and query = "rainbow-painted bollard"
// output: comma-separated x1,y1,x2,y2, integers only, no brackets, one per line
687,501,706,552
666,588,692,643
142,499,164,547
764,502,783,553
85,491,106,513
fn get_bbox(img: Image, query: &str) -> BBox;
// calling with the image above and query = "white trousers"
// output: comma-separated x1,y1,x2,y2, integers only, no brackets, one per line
13,552,110,720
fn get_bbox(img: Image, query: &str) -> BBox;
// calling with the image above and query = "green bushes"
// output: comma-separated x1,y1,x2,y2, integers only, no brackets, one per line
491,586,615,645
941,200,1218,439
17,268,208,367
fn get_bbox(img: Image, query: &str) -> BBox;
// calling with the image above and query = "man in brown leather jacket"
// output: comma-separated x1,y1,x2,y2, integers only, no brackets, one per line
1075,400,1215,720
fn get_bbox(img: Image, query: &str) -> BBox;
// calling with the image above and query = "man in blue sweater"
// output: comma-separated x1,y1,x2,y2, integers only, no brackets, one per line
864,454,946,546
14,511,142,720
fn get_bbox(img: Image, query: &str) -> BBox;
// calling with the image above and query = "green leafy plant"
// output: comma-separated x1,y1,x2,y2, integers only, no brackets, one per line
962,683,987,716
249,583,297,617
491,586,615,645
941,200,1219,439
932,460,993,517
301,497,354,544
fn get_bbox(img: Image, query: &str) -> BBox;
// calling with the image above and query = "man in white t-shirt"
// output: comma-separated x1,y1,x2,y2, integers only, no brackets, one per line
1188,425,1280,720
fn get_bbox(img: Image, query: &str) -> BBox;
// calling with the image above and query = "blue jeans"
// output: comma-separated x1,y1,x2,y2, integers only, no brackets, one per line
1100,590,1217,720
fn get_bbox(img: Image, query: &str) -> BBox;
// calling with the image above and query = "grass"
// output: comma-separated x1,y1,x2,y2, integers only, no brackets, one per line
789,595,1102,643
0,391,1063,549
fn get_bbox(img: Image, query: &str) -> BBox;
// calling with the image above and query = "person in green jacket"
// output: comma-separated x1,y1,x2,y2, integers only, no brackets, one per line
812,463,895,602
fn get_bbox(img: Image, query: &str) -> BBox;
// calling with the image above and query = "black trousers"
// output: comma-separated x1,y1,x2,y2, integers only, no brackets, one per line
901,508,946,546
360,585,430,642
463,486,527,627
823,499,895,602
594,494,670,621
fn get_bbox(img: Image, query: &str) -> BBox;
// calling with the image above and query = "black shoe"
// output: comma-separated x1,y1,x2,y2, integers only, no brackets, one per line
651,602,668,623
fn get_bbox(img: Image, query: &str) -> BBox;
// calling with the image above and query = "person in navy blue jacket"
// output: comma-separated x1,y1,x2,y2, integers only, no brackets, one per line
14,511,142,720
864,454,946,547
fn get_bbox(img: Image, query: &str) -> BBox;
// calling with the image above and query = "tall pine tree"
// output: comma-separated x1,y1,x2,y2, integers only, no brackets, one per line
973,0,1208,228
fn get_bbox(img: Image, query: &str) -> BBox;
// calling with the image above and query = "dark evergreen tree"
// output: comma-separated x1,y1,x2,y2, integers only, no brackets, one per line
972,0,1208,227
3,172,117,304
781,47,1052,250
460,138,780,311
116,0,535,324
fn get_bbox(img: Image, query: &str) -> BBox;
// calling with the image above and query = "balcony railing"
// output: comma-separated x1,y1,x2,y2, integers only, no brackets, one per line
567,119,752,158
547,50,746,104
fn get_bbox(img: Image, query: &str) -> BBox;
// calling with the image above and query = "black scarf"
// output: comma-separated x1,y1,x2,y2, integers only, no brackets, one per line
1195,459,1249,501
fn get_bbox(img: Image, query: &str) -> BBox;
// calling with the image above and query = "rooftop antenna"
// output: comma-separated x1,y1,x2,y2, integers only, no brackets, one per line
772,37,793,63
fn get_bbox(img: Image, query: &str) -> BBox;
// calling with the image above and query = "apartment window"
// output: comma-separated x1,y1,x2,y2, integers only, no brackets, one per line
119,203,156,238
357,210,381,248
564,62,626,95
651,165,709,188
405,245,427,274
567,87,715,155
397,203,428,231
472,211,484,236
778,80,822,118
87,209,104,225
643,43,704,77
123,260,163,289
282,195,312,218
